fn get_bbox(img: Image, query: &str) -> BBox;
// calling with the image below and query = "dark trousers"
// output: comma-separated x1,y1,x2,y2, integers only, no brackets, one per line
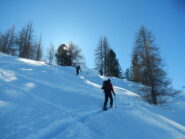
76,70,79,75
104,93,113,108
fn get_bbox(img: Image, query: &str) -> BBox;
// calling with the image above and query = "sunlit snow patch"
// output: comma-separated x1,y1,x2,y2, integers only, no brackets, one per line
22,82,36,92
21,68,33,71
18,58,46,66
83,78,101,88
25,82,36,88
114,86,140,96
0,69,17,82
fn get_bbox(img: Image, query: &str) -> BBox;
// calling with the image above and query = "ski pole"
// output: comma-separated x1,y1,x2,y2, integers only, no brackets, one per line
114,95,117,108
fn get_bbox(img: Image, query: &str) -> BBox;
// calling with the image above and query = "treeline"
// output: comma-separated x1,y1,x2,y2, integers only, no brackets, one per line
0,23,179,104
0,23,84,67
0,23,42,61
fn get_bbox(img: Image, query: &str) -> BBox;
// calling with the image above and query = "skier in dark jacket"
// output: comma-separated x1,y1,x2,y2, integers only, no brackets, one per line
76,65,81,75
101,79,115,111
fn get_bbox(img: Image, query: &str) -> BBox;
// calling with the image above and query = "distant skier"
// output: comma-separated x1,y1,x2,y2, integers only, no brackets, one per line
76,65,81,75
101,79,116,111
99,66,103,76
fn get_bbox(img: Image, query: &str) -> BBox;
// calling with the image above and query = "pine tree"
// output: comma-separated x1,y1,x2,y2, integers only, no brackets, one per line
47,43,55,65
68,42,84,66
102,37,110,76
95,36,104,75
95,36,110,76
17,22,35,59
35,37,42,61
0,26,16,55
131,26,171,104
124,68,131,80
55,42,84,66
56,44,69,66
107,49,123,78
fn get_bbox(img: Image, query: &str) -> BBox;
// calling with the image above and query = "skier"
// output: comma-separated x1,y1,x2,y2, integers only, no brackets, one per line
76,65,81,75
99,66,103,76
101,79,116,111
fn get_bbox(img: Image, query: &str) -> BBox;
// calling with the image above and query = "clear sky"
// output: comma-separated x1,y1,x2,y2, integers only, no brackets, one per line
0,0,185,90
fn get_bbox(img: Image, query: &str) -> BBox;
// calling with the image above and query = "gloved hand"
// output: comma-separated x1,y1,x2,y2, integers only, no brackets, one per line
113,92,116,96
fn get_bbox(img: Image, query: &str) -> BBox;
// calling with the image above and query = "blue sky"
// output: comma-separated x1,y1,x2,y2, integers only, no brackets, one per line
0,0,185,90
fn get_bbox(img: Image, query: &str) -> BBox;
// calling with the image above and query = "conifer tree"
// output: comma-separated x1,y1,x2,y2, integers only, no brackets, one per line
0,26,16,55
47,43,55,65
95,36,110,76
55,42,84,66
56,44,68,66
17,22,35,59
107,49,123,78
35,37,42,61
95,36,104,75
131,26,171,104
124,68,131,80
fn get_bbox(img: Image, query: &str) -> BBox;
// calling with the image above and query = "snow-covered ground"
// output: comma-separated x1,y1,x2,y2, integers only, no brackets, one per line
0,52,185,139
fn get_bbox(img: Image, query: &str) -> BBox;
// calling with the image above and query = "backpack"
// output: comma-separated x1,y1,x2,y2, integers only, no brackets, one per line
102,80,112,92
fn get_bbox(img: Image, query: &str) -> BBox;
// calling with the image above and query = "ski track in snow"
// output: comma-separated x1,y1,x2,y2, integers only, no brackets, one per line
26,109,102,139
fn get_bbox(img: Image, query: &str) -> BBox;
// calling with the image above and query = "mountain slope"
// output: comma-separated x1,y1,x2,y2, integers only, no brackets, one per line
0,53,185,139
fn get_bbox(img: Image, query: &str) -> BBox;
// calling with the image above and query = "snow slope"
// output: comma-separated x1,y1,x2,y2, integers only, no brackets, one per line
0,53,185,139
